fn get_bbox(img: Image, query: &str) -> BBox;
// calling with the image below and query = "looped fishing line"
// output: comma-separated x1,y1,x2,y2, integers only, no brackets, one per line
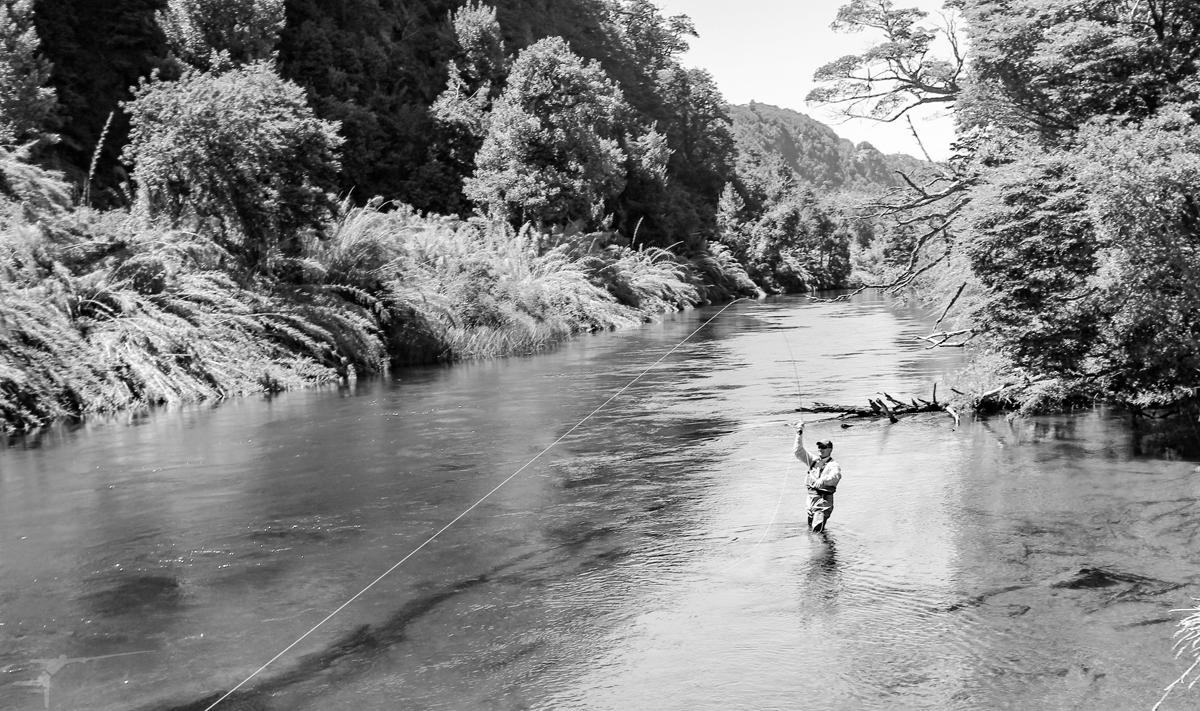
712,332,804,575
200,298,746,711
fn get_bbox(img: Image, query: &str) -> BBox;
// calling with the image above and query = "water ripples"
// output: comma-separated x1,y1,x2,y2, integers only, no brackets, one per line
0,296,1196,711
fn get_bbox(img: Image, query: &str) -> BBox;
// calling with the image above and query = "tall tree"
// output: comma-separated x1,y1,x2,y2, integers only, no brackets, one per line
637,66,733,245
464,36,631,226
158,0,284,71
959,0,1200,140
427,2,509,214
124,61,343,269
806,0,969,308
0,0,57,144
807,0,964,123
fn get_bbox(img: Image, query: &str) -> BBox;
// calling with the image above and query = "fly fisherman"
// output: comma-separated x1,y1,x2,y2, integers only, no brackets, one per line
793,421,841,533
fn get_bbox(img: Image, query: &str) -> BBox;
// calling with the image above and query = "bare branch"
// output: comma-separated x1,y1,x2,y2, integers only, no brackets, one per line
932,281,968,332
906,114,934,163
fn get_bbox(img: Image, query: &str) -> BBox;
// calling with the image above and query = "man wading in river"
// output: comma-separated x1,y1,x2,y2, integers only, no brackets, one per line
793,421,841,533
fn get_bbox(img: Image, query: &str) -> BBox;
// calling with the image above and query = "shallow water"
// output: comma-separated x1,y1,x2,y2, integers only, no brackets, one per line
1,294,1198,711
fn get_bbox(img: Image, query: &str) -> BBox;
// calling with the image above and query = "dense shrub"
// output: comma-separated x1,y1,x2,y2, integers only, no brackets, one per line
465,37,634,226
123,61,343,270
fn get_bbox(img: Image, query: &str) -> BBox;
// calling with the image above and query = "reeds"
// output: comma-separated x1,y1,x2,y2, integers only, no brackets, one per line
1,188,749,432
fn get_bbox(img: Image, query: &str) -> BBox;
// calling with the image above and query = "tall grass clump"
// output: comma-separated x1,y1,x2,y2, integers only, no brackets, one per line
314,205,709,363
1,183,745,432
1154,603,1200,710
0,214,345,431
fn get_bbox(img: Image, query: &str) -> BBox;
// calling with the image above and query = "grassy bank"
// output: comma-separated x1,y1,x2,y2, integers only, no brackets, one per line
0,161,757,433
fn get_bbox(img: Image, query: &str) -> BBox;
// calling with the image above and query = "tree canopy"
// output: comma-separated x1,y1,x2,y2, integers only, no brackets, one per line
807,0,964,123
124,61,343,268
464,36,633,226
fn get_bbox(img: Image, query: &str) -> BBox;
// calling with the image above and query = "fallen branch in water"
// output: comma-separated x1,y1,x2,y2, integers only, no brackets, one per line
796,388,959,426
916,328,976,349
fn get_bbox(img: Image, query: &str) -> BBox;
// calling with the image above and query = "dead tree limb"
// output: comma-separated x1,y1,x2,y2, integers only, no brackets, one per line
932,281,968,332
978,382,1012,400
797,387,959,425
916,328,976,349
878,399,899,423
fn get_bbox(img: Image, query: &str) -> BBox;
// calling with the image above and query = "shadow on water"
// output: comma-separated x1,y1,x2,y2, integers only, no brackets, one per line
150,546,550,711
83,574,183,618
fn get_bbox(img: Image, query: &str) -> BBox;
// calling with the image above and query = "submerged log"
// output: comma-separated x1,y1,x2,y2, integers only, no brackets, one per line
797,389,958,426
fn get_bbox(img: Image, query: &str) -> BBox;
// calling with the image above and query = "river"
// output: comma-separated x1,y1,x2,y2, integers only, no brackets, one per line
1,294,1198,711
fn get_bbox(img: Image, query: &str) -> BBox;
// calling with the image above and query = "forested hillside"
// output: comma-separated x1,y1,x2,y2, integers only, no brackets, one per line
727,102,924,192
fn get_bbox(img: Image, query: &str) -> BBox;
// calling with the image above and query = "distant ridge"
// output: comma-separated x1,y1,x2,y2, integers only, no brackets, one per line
728,102,927,192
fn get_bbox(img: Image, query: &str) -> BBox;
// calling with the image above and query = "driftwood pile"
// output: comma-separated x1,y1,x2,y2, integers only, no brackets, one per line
798,385,961,426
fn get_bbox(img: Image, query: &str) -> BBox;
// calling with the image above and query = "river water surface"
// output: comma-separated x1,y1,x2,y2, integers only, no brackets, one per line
1,295,1198,711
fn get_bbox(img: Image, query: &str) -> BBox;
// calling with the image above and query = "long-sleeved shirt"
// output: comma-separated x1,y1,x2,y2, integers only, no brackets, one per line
793,432,842,494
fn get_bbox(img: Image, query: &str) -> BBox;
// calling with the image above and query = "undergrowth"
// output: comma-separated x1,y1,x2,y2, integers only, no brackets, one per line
0,165,753,432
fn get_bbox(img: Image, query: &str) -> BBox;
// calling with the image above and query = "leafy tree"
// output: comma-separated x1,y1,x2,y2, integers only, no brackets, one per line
124,61,343,268
640,66,733,242
0,0,56,144
807,0,964,123
445,0,507,93
158,0,284,71
962,144,1101,375
430,0,507,139
613,0,694,74
1070,111,1200,403
428,2,508,213
464,36,631,226
278,0,459,210
955,1,1200,408
959,0,1200,140
716,182,748,252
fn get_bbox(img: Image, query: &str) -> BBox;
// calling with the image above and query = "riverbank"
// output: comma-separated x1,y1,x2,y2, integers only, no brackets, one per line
0,168,759,433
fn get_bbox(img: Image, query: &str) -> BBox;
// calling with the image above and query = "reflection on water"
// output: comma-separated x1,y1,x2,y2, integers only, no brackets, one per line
0,294,1197,711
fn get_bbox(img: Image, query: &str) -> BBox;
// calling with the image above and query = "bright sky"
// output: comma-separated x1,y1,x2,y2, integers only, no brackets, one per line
653,0,958,159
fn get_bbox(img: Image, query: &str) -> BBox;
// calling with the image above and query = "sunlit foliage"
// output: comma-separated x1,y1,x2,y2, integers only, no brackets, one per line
159,0,284,71
124,62,343,269
464,36,633,226
0,0,55,144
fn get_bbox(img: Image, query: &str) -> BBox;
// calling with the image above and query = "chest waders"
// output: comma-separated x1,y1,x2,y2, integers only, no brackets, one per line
806,458,836,533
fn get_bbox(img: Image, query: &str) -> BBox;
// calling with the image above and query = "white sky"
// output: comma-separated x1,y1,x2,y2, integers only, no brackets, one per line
652,0,958,159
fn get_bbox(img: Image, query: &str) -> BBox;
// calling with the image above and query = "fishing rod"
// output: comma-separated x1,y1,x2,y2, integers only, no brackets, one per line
783,333,803,414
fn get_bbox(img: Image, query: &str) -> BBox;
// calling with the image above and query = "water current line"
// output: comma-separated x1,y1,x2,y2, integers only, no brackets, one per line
200,297,747,711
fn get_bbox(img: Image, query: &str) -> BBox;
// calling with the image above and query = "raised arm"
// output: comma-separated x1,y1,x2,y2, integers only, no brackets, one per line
793,422,816,466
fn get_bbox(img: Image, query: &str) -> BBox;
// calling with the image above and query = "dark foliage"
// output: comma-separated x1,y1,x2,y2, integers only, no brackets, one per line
33,0,170,198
